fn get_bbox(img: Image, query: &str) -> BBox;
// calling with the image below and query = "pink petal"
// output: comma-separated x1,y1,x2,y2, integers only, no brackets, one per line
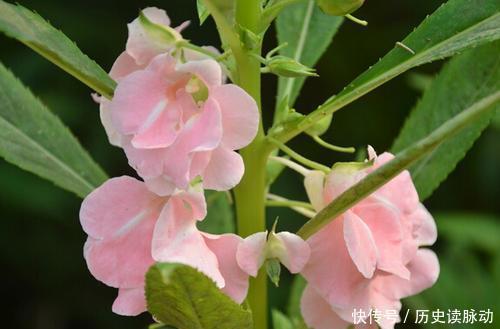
354,197,411,279
343,211,378,279
111,70,170,136
112,287,147,316
151,194,224,287
177,59,222,87
211,84,259,150
324,163,367,202
304,170,325,211
301,218,369,311
80,176,160,288
162,98,223,189
99,97,122,147
202,146,244,191
109,51,143,80
130,101,181,149
274,232,311,273
126,7,174,65
409,204,437,246
236,232,267,277
144,175,177,197
122,137,166,179
301,285,352,329
203,233,249,303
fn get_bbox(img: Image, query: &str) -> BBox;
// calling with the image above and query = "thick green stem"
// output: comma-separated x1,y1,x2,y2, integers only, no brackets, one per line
231,1,270,328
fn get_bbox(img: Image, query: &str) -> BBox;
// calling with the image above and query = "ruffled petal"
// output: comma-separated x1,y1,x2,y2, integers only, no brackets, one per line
112,287,147,316
236,232,267,277
410,204,437,246
80,177,160,288
151,193,224,287
211,84,259,150
109,51,143,80
203,233,249,303
202,146,244,191
343,211,378,279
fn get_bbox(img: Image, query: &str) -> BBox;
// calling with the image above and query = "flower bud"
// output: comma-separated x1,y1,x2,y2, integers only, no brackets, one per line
316,0,365,16
139,10,183,45
305,113,332,136
267,56,318,78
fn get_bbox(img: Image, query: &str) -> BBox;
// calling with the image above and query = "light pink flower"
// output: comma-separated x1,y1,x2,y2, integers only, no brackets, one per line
236,230,310,277
80,176,249,316
300,147,439,329
97,9,259,195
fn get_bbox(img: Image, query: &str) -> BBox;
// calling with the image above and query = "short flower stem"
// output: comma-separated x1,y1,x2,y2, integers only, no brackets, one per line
269,137,331,173
311,135,356,153
266,199,315,210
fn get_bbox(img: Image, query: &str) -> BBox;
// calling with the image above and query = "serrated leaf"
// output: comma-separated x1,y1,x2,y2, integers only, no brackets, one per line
0,62,107,198
146,263,253,329
297,90,500,238
275,0,343,110
0,1,115,98
197,190,235,234
274,0,500,143
392,41,500,200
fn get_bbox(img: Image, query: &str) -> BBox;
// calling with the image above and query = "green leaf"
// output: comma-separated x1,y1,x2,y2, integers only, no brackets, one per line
275,0,343,111
0,1,115,98
197,191,235,234
297,90,500,239
392,41,500,200
273,0,500,143
0,62,107,198
197,0,210,25
146,263,253,329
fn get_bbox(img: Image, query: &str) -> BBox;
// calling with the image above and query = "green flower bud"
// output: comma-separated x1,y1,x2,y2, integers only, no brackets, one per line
265,258,281,287
267,56,318,78
139,10,182,44
305,113,333,136
316,0,365,16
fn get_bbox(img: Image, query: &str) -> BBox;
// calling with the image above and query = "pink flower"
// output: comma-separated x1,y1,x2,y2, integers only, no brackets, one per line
97,8,259,195
236,229,310,277
300,147,439,329
80,176,249,316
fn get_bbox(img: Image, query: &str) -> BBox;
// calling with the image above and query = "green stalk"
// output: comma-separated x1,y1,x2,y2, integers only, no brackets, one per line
231,1,270,329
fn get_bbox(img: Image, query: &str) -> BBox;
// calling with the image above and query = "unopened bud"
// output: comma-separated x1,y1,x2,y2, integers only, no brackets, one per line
265,258,281,287
305,114,333,136
267,56,318,78
316,0,365,16
139,10,183,45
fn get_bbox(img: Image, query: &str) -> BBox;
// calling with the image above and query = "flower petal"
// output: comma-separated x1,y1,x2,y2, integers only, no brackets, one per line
211,84,259,150
304,170,326,211
410,204,437,246
274,232,311,273
202,146,244,191
151,194,224,287
177,59,222,87
236,232,267,277
343,211,378,279
203,233,249,303
301,285,352,329
112,287,147,316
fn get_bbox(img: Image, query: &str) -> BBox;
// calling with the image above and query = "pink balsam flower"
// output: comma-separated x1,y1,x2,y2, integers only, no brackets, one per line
80,176,249,316
300,147,439,329
236,229,310,277
98,8,259,195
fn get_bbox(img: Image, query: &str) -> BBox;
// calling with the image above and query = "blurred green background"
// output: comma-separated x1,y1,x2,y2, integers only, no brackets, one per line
0,1,499,328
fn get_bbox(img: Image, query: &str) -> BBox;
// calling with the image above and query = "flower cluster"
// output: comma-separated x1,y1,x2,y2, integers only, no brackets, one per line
80,8,439,328
298,147,439,329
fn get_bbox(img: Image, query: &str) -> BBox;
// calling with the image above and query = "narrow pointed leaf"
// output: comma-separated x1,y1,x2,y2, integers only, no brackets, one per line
274,0,500,143
297,90,500,239
0,63,107,198
275,0,343,112
0,1,116,98
392,41,500,200
146,263,253,329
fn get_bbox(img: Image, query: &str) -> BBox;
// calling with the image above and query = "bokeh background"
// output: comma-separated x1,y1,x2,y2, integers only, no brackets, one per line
1,1,499,328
